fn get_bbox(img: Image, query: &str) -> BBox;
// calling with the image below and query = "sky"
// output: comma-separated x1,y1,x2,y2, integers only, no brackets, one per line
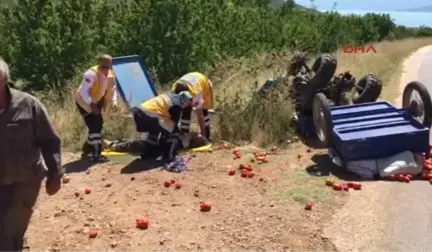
294,0,430,11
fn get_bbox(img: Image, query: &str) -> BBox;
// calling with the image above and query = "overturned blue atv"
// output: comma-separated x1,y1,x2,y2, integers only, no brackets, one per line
312,81,432,162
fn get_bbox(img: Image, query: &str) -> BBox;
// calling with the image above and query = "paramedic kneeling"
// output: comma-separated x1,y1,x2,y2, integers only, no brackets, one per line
131,91,193,161
75,54,116,162
172,72,214,141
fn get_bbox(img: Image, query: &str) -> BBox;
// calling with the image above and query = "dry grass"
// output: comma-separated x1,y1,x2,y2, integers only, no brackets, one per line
40,38,432,150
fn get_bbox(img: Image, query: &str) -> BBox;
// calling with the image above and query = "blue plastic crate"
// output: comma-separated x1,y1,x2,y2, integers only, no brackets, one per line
330,102,429,161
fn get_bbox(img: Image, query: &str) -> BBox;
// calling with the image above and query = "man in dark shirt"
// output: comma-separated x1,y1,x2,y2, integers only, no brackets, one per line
0,57,64,251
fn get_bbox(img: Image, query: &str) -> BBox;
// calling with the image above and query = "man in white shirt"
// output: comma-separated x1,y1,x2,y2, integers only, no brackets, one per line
75,54,117,162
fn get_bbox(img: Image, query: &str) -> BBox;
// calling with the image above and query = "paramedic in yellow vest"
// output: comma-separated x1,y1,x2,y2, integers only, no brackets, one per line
75,54,116,162
131,91,193,160
171,72,214,141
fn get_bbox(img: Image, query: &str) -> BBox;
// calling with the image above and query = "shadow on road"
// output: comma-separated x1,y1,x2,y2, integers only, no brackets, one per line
306,153,366,181
300,137,327,149
120,158,164,174
63,159,97,174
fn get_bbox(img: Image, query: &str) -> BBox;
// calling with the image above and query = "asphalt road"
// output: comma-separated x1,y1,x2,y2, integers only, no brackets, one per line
323,46,432,252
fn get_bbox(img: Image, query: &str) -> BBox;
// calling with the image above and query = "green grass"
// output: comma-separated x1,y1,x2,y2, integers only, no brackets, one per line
280,168,332,204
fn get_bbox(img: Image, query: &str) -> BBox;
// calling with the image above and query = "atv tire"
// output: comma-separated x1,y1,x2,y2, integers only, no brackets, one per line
299,54,337,111
312,93,333,147
352,74,382,104
402,81,432,128
310,54,338,91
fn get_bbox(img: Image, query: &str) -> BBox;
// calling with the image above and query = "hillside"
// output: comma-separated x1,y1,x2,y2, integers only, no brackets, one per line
401,5,432,12
270,0,317,11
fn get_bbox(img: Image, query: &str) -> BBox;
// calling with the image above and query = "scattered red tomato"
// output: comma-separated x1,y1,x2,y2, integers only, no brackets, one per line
304,202,312,210
389,174,397,181
200,201,212,212
347,182,354,188
170,179,176,184
163,181,171,188
233,150,240,156
306,148,312,153
88,230,98,238
62,176,71,184
174,182,183,189
84,188,91,194
352,182,362,190
228,170,236,176
74,191,80,197
406,174,413,180
136,218,149,229
332,183,342,191
398,174,405,182
247,172,255,178
342,184,349,191
241,171,249,178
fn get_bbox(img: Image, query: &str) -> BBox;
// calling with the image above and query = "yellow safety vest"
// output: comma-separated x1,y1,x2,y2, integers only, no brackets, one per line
140,94,176,132
76,65,115,113
171,72,213,109
140,94,172,119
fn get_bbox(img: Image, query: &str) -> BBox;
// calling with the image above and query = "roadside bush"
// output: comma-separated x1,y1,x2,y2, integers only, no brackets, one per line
216,78,294,145
0,0,426,90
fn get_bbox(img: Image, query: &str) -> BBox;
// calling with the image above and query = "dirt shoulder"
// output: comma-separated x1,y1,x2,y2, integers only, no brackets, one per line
28,146,343,251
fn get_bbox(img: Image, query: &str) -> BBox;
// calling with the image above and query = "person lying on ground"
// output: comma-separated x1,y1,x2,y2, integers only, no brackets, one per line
131,91,194,161
104,132,209,154
171,72,214,142
75,54,117,163
0,57,63,251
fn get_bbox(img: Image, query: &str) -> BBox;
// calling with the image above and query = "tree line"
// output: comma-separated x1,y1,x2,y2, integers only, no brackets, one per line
0,0,430,91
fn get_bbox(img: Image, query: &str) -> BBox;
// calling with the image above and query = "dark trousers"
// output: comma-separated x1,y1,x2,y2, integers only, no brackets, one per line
132,107,179,160
0,177,42,251
180,107,211,139
76,103,103,158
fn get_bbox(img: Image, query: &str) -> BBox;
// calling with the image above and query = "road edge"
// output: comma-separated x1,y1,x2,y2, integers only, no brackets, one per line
395,45,432,106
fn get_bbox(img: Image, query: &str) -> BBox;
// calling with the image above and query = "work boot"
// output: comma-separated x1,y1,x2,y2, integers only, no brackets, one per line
81,142,93,159
162,136,180,161
90,143,109,163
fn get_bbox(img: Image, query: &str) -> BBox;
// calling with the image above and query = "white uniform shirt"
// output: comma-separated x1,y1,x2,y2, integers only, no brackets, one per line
193,92,204,109
79,69,118,105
